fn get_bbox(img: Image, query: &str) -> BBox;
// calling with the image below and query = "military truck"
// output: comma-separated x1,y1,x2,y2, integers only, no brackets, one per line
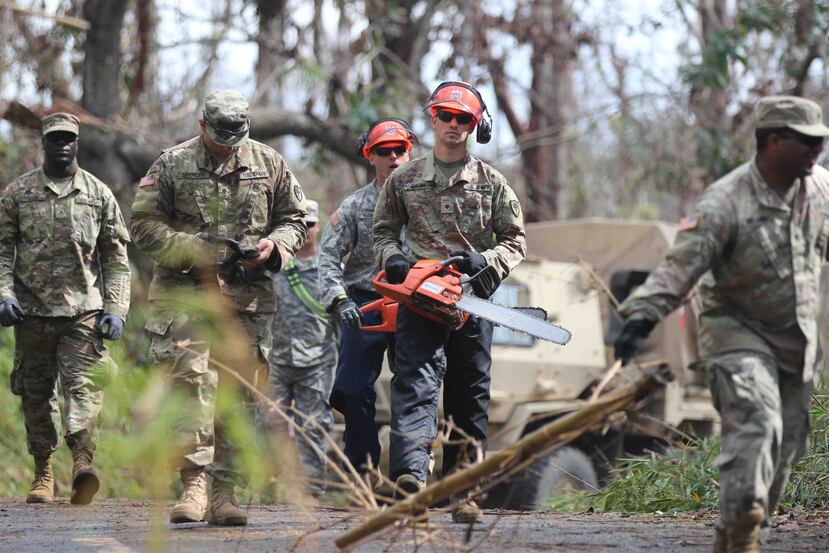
360,218,720,509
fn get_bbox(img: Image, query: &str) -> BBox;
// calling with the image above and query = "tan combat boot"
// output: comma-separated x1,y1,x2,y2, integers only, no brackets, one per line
70,445,100,505
394,473,427,523
208,480,247,526
451,493,483,524
26,456,54,504
169,469,208,523
727,506,764,553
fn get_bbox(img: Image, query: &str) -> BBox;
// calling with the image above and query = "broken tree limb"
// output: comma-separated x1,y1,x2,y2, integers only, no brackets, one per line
335,365,672,550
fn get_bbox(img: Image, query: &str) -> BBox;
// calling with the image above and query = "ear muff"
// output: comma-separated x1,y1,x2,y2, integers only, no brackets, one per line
425,81,493,144
356,133,369,157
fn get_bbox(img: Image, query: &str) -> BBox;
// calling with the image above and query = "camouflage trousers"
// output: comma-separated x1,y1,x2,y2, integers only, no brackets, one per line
705,352,811,527
257,359,334,496
11,311,115,457
146,306,271,487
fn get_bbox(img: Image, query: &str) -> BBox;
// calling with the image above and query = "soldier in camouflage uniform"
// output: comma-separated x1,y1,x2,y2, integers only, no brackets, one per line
259,200,335,497
614,96,829,553
0,113,130,506
373,82,526,523
131,91,306,526
318,119,416,478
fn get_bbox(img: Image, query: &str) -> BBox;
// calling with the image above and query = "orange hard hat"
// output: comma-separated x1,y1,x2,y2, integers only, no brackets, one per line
361,118,416,158
425,81,484,122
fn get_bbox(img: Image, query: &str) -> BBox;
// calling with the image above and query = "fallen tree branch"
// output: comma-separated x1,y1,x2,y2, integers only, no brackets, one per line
335,365,672,549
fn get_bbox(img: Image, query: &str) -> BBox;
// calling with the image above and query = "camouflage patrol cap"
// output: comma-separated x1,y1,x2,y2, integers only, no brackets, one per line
756,96,829,137
41,112,79,136
305,199,319,224
202,90,250,147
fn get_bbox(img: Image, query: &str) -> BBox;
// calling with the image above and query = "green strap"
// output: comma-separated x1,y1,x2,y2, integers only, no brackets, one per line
284,261,330,318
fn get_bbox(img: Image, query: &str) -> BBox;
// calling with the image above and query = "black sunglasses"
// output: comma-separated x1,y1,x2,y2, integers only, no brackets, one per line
44,132,78,144
203,111,250,141
436,110,473,125
307,222,317,228
373,145,407,157
778,131,825,149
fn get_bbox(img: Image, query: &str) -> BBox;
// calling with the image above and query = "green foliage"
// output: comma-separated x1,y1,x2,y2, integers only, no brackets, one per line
0,306,290,501
546,394,829,513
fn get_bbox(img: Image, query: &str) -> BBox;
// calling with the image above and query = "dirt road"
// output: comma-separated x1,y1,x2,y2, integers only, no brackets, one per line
0,498,826,552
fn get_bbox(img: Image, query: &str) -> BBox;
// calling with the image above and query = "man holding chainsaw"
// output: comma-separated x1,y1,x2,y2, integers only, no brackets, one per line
318,118,416,480
131,90,306,526
614,96,829,553
374,81,526,523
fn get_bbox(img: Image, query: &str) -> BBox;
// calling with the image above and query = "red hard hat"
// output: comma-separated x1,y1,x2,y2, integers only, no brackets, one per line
363,119,415,158
425,82,483,122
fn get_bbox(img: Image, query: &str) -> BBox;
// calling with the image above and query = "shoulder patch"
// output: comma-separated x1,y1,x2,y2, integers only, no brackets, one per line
329,210,341,227
294,184,304,202
677,214,700,232
139,174,156,188
510,199,520,217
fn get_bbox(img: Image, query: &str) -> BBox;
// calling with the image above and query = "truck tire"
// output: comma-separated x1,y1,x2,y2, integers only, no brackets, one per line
503,446,598,510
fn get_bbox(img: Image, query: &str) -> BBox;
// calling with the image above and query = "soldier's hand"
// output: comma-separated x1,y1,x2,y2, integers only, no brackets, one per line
613,316,658,365
385,254,412,285
241,239,275,270
449,250,488,276
0,298,25,326
333,297,362,330
97,313,125,340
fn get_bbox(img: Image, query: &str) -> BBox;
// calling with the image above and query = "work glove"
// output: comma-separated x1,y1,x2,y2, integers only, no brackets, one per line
385,254,412,285
449,250,488,276
97,313,125,340
613,316,657,365
332,297,362,330
449,250,500,298
0,298,25,326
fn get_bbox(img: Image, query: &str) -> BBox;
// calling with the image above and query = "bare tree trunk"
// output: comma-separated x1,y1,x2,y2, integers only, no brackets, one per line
81,0,130,119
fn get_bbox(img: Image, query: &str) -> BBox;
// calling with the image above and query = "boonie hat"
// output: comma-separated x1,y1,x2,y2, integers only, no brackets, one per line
756,96,829,137
305,199,319,224
203,90,250,147
42,112,79,136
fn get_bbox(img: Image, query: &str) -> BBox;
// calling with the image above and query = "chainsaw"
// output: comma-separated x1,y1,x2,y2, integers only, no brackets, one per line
359,257,572,345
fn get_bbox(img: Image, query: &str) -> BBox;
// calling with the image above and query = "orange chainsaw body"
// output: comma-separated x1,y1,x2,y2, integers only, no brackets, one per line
361,259,469,332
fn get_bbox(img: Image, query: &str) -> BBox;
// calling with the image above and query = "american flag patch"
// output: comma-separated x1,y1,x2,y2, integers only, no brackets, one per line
329,210,341,227
139,174,156,188
677,214,700,231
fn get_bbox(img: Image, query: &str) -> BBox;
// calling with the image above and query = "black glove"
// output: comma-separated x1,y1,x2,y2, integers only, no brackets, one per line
385,254,412,285
449,250,488,276
332,297,362,330
0,298,25,326
449,250,500,298
97,313,125,340
613,316,657,365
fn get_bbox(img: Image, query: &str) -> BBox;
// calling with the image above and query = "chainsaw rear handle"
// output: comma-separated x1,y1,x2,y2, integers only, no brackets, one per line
360,295,399,333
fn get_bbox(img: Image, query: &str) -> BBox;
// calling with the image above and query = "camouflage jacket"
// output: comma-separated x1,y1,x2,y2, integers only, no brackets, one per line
317,180,382,307
0,167,131,319
130,137,307,313
619,160,829,382
373,152,526,279
271,253,336,367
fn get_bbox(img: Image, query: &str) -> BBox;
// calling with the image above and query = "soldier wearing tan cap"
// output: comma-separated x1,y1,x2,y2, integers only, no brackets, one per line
614,96,829,552
131,90,307,526
0,112,131,506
